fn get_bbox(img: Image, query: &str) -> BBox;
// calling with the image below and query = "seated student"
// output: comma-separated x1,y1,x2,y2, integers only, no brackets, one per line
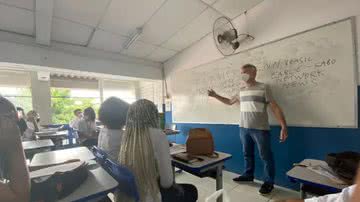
16,107,27,136
69,109,82,130
0,97,30,202
285,169,360,202
23,110,40,141
118,99,198,202
78,107,97,146
98,97,129,161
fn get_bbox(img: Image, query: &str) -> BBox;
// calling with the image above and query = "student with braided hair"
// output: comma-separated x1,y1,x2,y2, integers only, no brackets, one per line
117,99,198,202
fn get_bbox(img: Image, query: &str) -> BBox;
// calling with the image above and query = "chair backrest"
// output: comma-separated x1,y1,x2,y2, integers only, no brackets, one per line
103,159,140,202
91,146,108,166
205,189,230,202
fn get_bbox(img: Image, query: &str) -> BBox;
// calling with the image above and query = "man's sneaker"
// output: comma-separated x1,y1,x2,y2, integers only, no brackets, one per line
232,175,254,182
258,183,274,195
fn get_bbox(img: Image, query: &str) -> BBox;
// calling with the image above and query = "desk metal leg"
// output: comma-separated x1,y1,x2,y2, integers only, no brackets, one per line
300,183,306,199
216,165,223,202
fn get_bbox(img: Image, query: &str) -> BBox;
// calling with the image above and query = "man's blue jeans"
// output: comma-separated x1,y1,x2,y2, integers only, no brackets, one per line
239,127,275,184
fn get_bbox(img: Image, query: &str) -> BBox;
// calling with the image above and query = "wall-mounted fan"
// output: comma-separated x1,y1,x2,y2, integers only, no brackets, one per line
213,16,254,56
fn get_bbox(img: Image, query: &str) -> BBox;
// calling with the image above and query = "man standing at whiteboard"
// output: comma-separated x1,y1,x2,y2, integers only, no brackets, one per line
208,63,288,195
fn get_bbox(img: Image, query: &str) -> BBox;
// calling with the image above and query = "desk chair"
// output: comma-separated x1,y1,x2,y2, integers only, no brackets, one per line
165,123,177,131
43,124,70,130
55,128,79,149
92,146,108,166
103,159,140,202
205,189,230,202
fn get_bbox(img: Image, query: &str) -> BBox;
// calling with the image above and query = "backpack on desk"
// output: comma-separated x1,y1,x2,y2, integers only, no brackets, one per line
325,151,360,182
186,128,218,158
30,162,88,202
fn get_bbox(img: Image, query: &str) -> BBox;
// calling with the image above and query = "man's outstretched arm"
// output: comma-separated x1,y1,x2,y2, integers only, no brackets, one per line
208,89,238,105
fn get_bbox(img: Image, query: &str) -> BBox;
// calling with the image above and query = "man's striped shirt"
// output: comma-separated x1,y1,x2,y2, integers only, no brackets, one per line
234,82,273,130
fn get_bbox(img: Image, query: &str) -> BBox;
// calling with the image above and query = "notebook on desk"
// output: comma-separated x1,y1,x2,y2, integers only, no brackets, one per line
172,152,204,164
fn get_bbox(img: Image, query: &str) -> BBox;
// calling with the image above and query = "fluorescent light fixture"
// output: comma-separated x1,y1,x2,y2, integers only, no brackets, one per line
123,27,143,49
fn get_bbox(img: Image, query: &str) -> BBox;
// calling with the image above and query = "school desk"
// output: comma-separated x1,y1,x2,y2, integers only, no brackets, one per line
287,159,349,199
30,147,95,168
36,130,68,140
164,129,181,135
22,139,55,151
58,160,118,202
170,144,232,202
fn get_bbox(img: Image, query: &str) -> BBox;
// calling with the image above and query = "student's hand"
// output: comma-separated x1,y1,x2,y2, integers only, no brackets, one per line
208,89,217,97
280,127,288,143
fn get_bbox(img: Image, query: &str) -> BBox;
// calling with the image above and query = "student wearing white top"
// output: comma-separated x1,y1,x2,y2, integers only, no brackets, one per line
0,97,30,202
306,185,356,202
98,97,129,161
78,107,97,146
284,185,357,202
117,99,198,202
23,110,40,141
69,109,82,129
352,172,360,202
284,169,360,202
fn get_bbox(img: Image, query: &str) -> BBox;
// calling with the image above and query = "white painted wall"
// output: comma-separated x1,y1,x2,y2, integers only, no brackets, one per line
164,0,360,85
30,72,52,125
0,31,163,80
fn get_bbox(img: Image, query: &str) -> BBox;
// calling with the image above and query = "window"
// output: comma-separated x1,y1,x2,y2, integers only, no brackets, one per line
103,80,137,104
50,75,100,124
51,88,100,124
0,70,32,112
0,87,33,112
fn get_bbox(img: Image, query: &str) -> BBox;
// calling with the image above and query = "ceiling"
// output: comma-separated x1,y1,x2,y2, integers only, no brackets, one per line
0,0,263,63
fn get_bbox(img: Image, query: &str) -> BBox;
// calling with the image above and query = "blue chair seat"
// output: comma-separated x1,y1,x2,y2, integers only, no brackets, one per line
91,146,108,166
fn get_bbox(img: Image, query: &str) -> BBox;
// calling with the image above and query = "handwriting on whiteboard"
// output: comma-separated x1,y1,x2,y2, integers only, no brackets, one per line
184,56,337,98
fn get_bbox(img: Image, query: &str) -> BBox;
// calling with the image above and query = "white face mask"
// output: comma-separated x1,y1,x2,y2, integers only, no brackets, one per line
240,73,250,82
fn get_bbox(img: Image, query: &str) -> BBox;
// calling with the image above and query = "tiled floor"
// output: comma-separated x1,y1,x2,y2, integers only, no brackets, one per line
108,170,300,202
175,170,300,202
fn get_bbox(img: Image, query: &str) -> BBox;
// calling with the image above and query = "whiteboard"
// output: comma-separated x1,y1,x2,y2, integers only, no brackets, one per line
170,18,358,128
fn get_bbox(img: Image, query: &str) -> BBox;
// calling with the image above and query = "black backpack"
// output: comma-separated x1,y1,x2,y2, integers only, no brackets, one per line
325,151,360,182
30,163,88,202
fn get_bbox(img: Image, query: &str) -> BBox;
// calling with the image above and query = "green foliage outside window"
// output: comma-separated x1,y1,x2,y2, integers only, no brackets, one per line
51,88,100,124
